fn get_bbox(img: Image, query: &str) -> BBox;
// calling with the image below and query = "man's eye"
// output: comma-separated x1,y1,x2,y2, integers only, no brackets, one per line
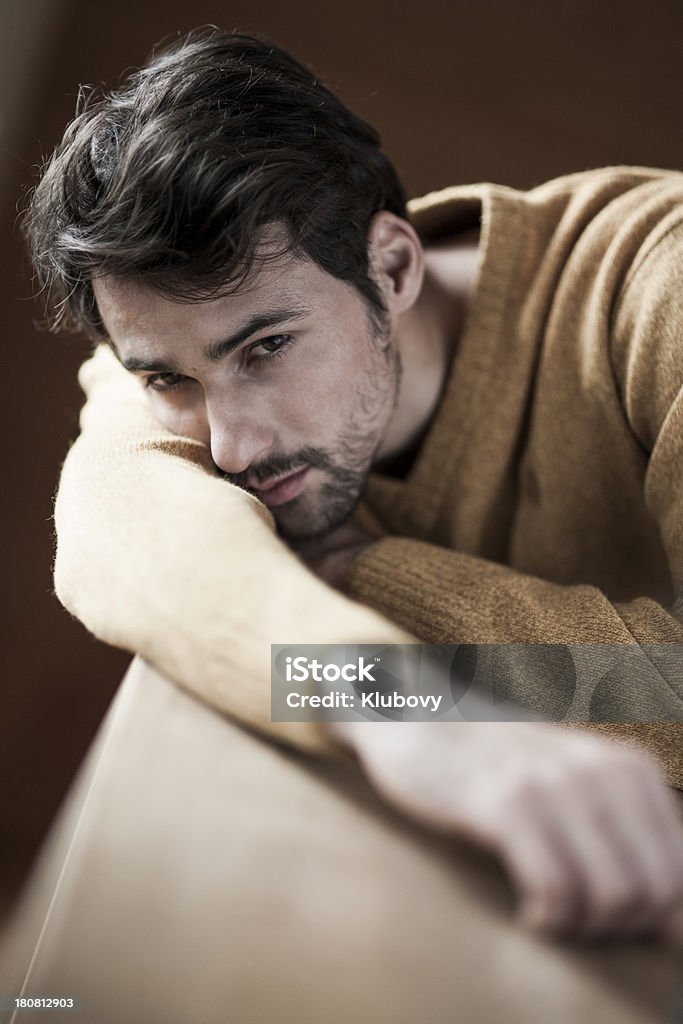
143,372,186,392
248,334,294,363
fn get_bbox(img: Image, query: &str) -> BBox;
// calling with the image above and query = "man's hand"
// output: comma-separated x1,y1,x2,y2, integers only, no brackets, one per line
291,522,377,590
329,719,683,942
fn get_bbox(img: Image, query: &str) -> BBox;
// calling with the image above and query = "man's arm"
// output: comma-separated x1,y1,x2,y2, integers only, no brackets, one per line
53,345,414,757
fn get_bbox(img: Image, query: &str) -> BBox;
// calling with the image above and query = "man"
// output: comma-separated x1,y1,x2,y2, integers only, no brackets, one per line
25,28,683,941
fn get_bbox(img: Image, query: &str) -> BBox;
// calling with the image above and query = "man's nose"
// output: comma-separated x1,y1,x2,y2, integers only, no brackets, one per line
206,405,274,476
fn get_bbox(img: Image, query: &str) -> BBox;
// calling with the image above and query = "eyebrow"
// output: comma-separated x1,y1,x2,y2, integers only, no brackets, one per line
118,305,311,373
204,306,310,363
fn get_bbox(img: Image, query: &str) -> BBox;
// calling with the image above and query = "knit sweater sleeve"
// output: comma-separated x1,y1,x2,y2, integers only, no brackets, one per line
345,215,683,781
53,345,412,758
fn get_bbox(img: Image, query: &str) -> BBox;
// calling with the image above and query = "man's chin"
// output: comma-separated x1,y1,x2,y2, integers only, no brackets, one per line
274,511,345,544
272,494,359,543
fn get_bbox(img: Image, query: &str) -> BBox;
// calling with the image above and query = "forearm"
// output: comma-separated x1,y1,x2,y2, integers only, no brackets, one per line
343,535,683,787
347,536,681,644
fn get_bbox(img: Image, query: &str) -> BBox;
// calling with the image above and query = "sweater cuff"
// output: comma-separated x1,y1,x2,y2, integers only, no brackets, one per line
344,535,636,644
345,536,461,642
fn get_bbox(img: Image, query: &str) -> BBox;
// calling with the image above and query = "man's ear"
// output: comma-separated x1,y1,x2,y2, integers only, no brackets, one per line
367,211,424,317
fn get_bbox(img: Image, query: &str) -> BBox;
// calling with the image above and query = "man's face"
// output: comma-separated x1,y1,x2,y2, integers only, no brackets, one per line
93,235,401,541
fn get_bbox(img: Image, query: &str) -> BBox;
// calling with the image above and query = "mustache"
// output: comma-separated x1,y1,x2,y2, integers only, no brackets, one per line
219,446,335,488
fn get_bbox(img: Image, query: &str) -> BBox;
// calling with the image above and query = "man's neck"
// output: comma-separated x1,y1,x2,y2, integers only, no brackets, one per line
374,227,481,477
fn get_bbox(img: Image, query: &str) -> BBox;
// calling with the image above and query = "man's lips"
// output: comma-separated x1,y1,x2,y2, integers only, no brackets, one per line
247,466,311,507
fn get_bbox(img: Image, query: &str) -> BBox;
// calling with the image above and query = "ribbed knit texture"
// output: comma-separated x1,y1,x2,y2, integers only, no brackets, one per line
53,167,683,784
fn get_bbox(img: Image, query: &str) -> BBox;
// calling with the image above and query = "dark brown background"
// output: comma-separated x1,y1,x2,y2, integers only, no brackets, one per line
1,0,681,915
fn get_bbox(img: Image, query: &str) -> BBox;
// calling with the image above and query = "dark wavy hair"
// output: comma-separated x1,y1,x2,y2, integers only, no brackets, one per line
23,27,407,339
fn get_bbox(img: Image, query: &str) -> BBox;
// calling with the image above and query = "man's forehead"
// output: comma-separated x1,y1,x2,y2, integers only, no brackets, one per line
93,259,314,345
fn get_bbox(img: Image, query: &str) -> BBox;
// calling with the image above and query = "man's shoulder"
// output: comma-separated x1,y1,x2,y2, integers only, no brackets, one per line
525,166,683,244
511,166,682,245
407,166,683,255
610,210,683,450
526,164,683,200
408,166,683,210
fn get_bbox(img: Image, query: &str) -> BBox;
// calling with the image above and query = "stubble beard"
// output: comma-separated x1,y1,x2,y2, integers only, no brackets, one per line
277,335,402,541
270,322,402,542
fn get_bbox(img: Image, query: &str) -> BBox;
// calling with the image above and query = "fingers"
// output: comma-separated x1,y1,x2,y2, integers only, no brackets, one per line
494,790,584,935
494,751,683,941
623,762,683,938
542,761,668,938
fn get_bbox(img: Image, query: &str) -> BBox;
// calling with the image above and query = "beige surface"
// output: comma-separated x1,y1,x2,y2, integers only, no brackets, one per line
1,659,681,1024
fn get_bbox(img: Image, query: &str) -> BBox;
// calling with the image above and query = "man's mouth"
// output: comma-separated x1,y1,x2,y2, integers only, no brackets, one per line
246,466,311,507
